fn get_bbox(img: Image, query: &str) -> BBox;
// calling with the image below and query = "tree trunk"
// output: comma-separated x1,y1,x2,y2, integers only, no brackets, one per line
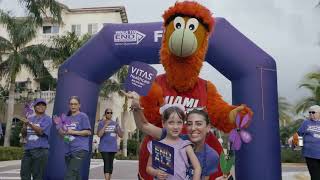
4,83,15,147
121,111,129,157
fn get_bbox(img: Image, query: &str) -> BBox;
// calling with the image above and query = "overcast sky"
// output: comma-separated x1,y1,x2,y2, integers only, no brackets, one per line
1,0,320,105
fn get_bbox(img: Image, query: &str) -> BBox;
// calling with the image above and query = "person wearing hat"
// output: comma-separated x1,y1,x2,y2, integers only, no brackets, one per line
20,98,52,180
289,105,320,180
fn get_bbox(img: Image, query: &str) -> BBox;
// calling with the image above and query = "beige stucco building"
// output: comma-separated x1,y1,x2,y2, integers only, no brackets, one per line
0,3,135,129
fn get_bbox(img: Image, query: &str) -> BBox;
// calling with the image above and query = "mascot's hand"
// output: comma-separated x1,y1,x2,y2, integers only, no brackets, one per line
229,104,253,125
292,133,299,146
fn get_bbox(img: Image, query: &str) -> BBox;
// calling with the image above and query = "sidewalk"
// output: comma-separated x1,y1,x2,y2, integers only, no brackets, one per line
0,160,310,180
282,163,310,180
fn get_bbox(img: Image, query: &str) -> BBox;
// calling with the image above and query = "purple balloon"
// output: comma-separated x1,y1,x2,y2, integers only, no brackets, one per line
240,130,252,143
229,129,242,150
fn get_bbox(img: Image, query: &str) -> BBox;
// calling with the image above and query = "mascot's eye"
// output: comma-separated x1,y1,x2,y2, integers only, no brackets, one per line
173,16,185,30
186,18,199,32
189,24,195,30
176,23,182,29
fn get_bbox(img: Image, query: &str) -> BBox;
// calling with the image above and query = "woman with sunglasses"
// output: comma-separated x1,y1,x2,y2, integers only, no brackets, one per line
97,108,123,180
290,105,320,180
56,96,92,180
124,91,220,180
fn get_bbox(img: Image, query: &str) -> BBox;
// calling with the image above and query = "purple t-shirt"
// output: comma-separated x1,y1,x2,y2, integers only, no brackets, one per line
297,119,320,159
64,112,91,154
98,120,120,152
195,144,219,176
160,129,219,176
24,114,52,150
147,138,192,180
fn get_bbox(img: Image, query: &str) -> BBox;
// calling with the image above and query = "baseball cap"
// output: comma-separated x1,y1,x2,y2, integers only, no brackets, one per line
33,98,47,106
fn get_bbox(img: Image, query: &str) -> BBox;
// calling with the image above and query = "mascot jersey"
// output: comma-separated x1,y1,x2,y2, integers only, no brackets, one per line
156,74,207,108
138,74,224,180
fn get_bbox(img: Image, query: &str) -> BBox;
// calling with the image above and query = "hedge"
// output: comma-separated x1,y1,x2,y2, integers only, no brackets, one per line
281,148,305,163
0,147,23,161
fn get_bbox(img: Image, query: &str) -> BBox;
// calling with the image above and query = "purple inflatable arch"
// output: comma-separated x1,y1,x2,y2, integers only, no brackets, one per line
45,18,281,180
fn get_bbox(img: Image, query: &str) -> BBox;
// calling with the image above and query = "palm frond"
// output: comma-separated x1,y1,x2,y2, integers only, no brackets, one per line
0,36,14,53
20,45,54,80
117,66,129,83
296,70,320,115
295,97,317,114
5,53,23,84
19,0,62,25
278,97,292,127
51,32,91,67
306,72,320,80
0,60,10,79
0,11,37,49
0,10,14,29
298,82,316,92
100,79,122,97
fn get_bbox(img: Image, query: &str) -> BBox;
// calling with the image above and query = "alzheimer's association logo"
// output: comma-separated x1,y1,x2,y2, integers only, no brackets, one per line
114,30,146,45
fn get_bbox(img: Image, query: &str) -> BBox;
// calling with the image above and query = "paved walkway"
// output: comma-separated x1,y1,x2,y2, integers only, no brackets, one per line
0,160,310,180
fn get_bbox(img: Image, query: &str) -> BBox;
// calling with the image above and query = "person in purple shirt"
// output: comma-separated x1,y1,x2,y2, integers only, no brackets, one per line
56,96,92,180
296,105,320,180
20,98,52,180
97,108,123,180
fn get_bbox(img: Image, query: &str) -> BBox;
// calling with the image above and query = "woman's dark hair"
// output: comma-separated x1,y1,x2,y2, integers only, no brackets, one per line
186,109,210,125
162,106,186,122
104,108,112,115
67,96,81,116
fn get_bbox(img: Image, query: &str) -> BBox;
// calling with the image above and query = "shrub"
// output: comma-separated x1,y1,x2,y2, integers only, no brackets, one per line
281,148,305,163
0,147,23,161
10,121,23,147
120,139,139,156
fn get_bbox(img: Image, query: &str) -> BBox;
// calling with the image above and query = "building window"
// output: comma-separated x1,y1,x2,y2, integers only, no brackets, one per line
88,23,98,35
42,26,59,34
71,24,81,36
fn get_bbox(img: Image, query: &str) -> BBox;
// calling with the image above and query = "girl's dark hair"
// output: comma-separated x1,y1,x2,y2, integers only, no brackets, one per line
104,108,112,115
67,96,81,116
186,109,210,125
162,106,186,122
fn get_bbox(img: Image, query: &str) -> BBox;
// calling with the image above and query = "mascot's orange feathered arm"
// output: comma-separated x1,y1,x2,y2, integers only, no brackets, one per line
140,83,164,128
207,81,253,133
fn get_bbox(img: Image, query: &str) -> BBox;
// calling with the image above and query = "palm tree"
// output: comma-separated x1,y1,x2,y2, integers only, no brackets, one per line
20,0,62,25
295,71,320,114
100,66,130,156
0,11,54,146
50,32,91,67
278,97,292,127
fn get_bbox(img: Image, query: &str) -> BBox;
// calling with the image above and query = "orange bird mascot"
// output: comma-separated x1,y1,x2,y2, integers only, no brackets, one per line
138,1,253,179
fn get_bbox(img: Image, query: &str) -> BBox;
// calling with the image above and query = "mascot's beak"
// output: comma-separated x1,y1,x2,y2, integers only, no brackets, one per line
168,28,198,58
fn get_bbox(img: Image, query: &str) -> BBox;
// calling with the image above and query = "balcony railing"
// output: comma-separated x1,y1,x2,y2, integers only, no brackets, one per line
14,90,56,103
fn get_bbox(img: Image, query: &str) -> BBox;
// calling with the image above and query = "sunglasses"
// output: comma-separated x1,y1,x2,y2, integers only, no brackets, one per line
106,112,113,114
186,107,207,114
309,111,317,114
